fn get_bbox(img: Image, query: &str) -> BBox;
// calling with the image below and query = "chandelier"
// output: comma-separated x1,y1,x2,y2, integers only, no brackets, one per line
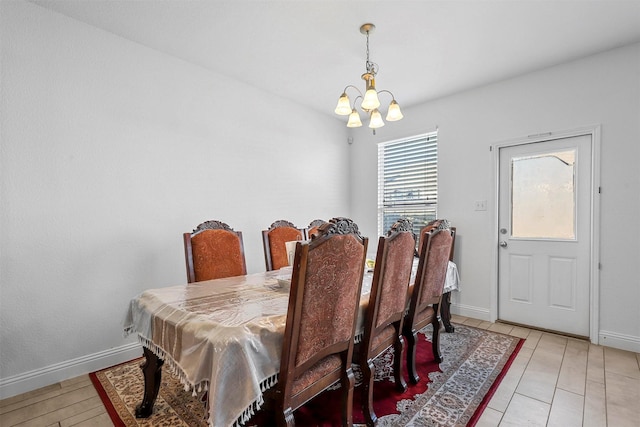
334,23,403,131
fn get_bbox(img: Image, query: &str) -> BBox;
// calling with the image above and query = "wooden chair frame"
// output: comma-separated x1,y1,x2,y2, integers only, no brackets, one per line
419,222,457,332
403,220,454,384
354,218,415,426
274,217,368,426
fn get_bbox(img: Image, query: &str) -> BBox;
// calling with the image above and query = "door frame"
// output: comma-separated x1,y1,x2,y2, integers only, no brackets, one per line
490,125,601,343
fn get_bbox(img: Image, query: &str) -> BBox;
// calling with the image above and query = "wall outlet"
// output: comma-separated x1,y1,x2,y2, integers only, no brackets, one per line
474,200,487,211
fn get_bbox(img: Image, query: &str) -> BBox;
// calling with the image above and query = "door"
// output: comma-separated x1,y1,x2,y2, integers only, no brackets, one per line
498,134,592,337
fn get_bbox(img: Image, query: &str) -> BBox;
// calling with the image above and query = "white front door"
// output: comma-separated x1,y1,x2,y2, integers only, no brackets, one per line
498,134,593,337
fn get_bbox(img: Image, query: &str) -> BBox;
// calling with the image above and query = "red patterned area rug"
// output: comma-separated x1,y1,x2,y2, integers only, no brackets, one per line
90,324,522,426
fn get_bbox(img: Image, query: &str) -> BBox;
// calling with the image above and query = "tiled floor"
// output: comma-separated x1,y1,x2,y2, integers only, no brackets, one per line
1,317,638,426
453,315,640,427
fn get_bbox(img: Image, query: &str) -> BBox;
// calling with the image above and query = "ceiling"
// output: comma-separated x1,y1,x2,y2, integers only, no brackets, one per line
29,0,640,122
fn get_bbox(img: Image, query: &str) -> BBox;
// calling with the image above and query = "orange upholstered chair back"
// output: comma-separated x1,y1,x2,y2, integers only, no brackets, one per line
262,220,305,271
306,219,327,240
183,220,247,283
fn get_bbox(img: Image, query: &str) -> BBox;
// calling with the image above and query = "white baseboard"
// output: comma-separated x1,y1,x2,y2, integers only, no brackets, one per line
447,304,639,353
450,303,491,322
598,330,640,353
0,342,142,400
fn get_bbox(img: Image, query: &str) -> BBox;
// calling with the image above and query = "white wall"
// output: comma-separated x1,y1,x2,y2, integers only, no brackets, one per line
350,42,640,352
0,1,350,397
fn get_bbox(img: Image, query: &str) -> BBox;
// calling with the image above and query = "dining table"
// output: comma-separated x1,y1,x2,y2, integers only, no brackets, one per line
122,259,457,427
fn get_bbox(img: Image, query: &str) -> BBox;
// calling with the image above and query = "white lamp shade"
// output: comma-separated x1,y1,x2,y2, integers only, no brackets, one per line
361,88,380,110
347,109,363,127
368,109,385,129
386,100,404,121
334,93,352,115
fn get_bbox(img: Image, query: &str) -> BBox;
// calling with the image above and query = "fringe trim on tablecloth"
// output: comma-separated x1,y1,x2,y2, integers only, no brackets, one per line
135,334,209,398
229,373,278,427
129,330,281,427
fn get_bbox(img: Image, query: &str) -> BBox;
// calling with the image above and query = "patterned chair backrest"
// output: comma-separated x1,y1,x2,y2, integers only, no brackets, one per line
415,220,454,307
183,220,247,283
262,220,305,271
418,219,456,261
355,218,415,424
371,218,416,332
276,217,367,423
403,219,454,385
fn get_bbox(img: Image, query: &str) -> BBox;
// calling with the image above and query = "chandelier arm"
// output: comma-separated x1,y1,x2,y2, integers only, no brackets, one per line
342,85,364,98
376,89,396,100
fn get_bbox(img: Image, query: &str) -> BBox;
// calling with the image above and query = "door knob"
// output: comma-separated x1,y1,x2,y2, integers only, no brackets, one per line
499,241,508,247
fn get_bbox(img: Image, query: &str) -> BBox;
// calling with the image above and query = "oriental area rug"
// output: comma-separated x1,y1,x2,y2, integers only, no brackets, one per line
90,324,522,427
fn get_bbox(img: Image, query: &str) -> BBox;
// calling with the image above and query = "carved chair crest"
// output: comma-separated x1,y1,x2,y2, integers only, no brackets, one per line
267,220,297,230
318,217,364,239
191,220,235,236
388,217,414,235
433,219,451,232
308,219,327,228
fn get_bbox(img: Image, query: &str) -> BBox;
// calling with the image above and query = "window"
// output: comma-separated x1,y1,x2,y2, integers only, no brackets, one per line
511,149,576,239
377,132,438,240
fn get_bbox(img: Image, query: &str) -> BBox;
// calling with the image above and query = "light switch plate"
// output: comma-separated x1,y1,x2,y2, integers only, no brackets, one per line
474,200,487,211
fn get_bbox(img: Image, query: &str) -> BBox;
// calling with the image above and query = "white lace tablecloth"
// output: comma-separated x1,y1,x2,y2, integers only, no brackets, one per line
123,270,375,427
444,261,460,293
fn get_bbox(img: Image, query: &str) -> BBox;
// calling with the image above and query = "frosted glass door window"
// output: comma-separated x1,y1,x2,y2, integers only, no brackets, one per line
511,150,576,239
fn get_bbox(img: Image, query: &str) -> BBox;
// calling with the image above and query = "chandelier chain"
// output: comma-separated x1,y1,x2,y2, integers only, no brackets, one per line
364,30,378,76
366,30,370,69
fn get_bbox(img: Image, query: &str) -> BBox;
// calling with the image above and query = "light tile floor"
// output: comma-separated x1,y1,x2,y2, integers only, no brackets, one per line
1,316,638,426
454,315,640,427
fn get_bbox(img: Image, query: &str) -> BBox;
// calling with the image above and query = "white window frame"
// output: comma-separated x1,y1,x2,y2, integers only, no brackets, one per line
377,131,438,239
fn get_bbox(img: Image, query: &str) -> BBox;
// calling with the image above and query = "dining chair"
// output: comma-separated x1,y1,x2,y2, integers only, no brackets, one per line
262,220,306,271
183,220,247,283
304,219,327,240
417,221,456,259
418,220,457,332
272,217,368,427
403,219,454,384
353,218,416,426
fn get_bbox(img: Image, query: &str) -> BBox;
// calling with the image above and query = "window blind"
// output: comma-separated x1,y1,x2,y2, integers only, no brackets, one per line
377,132,438,238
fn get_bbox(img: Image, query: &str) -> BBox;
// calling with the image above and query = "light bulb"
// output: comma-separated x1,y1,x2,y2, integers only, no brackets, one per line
386,100,403,121
334,93,352,115
347,109,363,127
369,109,385,129
361,88,380,110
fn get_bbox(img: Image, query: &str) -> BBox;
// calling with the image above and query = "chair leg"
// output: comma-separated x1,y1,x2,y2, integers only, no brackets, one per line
340,367,355,427
361,359,377,427
277,408,295,427
441,292,455,333
393,335,407,392
431,305,442,363
404,327,420,385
